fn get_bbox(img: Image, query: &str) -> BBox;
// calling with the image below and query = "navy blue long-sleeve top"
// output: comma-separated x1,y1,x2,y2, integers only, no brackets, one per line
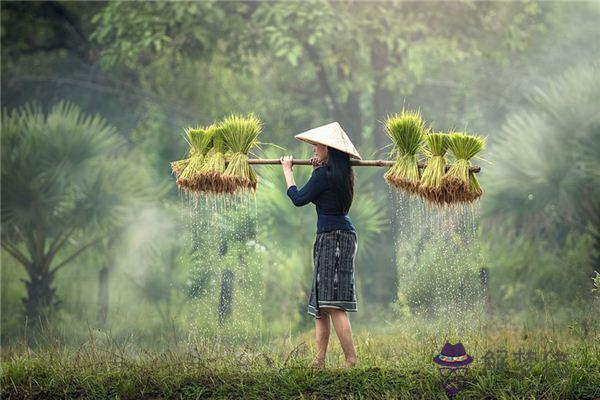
286,166,356,234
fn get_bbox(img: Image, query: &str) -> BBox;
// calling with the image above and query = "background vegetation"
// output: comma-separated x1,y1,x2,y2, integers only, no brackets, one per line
2,3,599,395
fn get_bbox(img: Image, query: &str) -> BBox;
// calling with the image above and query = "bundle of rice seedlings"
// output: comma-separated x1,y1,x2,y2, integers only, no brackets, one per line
383,109,429,195
220,113,262,194
442,132,486,203
196,124,228,194
171,128,200,180
170,158,190,178
419,132,450,205
174,125,215,191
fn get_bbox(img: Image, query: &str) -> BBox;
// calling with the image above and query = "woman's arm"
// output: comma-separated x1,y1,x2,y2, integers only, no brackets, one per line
280,155,326,207
287,175,325,207
280,155,324,188
280,155,296,189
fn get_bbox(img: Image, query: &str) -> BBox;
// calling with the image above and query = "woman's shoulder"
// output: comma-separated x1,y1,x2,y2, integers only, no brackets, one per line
311,165,327,177
314,164,329,174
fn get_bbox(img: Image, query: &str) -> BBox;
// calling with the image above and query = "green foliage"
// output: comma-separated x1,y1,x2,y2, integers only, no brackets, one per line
4,0,599,344
396,228,484,320
482,62,600,239
251,1,529,97
88,1,546,151
89,1,229,69
483,231,598,311
1,101,155,319
256,149,316,249
180,197,264,337
1,101,147,241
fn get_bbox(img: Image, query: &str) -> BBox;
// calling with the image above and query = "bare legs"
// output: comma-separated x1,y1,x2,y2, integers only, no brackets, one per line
330,309,358,367
313,308,357,368
313,310,331,367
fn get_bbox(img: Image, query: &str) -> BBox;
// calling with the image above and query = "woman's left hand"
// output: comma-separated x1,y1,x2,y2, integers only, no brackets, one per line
280,155,293,172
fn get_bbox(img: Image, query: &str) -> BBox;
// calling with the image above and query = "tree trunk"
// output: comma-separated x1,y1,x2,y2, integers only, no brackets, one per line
218,269,235,325
479,267,493,316
217,238,233,325
96,266,109,327
340,91,364,146
303,42,365,145
165,247,178,320
370,41,396,151
372,84,395,149
21,267,60,324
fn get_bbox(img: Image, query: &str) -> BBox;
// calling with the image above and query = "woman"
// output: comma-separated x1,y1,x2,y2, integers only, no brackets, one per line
279,134,359,369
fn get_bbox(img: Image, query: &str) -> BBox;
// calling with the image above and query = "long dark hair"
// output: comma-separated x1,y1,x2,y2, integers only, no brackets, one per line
324,146,354,213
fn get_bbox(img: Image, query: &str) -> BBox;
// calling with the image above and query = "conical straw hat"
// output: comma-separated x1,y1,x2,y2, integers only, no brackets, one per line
294,122,362,159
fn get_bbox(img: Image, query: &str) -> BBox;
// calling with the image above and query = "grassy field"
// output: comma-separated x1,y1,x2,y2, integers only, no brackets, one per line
1,316,599,399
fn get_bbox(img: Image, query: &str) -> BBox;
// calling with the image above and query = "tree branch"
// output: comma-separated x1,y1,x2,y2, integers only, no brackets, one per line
1,241,32,270
47,224,77,262
300,42,344,120
49,234,109,275
34,226,47,272
7,42,65,57
274,80,322,98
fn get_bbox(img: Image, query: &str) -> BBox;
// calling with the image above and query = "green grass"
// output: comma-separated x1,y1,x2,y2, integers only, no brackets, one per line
2,318,599,399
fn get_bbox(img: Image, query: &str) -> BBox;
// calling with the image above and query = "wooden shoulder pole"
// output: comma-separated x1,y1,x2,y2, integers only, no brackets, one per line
246,158,481,173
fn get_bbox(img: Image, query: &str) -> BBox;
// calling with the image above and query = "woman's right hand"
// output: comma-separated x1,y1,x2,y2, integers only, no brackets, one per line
310,156,324,170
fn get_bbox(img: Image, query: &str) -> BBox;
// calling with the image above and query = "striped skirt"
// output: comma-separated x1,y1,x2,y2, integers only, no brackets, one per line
308,229,358,319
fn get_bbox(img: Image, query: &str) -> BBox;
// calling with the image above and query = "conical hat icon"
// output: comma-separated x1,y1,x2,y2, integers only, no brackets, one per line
295,122,362,160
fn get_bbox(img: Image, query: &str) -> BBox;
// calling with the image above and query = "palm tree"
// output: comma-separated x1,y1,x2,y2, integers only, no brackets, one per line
1,101,152,323
482,62,600,251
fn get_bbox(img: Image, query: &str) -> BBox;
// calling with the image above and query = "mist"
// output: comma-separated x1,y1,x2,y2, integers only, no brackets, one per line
1,1,599,398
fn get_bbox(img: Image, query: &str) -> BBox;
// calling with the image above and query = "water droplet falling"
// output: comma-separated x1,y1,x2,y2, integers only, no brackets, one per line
389,188,488,338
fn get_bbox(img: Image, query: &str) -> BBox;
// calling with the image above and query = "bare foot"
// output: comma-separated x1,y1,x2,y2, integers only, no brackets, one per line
342,357,357,368
311,357,325,369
